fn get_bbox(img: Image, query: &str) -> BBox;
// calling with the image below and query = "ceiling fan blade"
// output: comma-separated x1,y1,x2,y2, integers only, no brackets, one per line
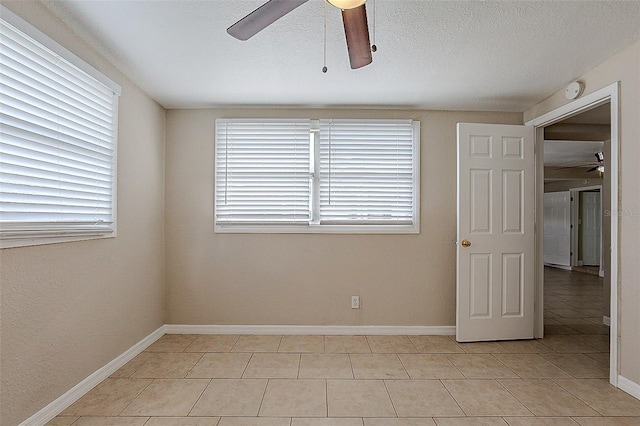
342,4,372,69
227,0,308,41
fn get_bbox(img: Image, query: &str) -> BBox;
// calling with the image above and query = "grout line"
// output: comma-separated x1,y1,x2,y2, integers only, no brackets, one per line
325,378,329,417
381,379,399,418
113,378,155,416
185,378,212,417
184,353,206,378
440,378,467,417
241,353,255,378
494,378,535,417
256,378,270,417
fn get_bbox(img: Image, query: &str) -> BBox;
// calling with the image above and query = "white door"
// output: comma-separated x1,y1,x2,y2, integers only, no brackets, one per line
543,192,571,266
457,123,535,342
580,191,601,266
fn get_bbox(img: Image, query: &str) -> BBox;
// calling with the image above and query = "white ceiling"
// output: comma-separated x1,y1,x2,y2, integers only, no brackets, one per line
544,140,604,168
41,0,640,110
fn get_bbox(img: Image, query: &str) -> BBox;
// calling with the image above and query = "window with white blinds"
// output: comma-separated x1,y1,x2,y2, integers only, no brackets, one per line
215,118,419,233
0,9,121,247
319,119,417,224
215,119,311,224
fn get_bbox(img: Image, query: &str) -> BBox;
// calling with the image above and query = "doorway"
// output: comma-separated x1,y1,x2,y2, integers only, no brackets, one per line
527,83,619,386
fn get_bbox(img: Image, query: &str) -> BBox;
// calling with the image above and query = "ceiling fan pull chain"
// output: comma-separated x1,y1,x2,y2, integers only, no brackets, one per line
322,0,328,73
371,0,377,52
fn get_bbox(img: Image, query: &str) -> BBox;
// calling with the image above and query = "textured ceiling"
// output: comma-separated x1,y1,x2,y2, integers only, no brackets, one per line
40,0,640,110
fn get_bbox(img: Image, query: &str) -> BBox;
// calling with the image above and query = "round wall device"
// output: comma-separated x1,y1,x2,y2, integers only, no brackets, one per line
565,81,584,100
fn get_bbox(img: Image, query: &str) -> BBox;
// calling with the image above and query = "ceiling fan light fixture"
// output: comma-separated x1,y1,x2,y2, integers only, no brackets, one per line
327,0,366,10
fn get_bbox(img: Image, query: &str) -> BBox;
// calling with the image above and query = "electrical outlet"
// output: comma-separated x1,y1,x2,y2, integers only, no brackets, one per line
351,295,360,309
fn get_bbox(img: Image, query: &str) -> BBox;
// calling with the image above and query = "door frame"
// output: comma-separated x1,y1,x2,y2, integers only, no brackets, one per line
526,82,619,386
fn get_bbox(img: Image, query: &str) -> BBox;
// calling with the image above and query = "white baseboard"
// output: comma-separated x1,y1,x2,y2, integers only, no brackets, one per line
164,324,456,336
618,375,640,400
19,325,165,426
603,315,611,326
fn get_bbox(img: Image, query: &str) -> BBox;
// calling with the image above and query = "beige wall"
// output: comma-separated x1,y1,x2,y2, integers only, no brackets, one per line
0,2,166,425
165,108,522,326
526,40,640,385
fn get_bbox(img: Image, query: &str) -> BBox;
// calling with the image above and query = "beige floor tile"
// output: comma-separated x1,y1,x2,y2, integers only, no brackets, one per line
71,418,149,426
279,335,325,352
456,341,512,354
548,309,584,318
446,354,518,379
218,417,291,426
293,419,364,426
585,352,610,366
190,378,267,417
299,354,353,379
231,335,282,352
569,335,610,352
144,418,221,425
186,353,251,378
45,417,79,426
131,353,203,379
145,335,198,352
120,379,209,416
409,336,464,354
350,354,409,379
327,379,396,417
259,379,326,417
540,354,609,378
185,335,239,352
366,419,436,425
434,418,508,425
503,418,580,425
566,324,610,335
538,336,599,353
217,418,291,426
243,353,300,378
498,379,599,416
553,379,640,416
325,335,371,353
572,417,640,425
545,325,580,336
61,378,152,416
385,379,465,417
110,353,155,378
493,354,572,379
554,318,595,327
497,340,554,354
442,379,532,416
367,335,417,353
398,354,464,379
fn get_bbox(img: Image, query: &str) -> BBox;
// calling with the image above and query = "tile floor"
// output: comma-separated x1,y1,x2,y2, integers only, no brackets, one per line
48,268,640,426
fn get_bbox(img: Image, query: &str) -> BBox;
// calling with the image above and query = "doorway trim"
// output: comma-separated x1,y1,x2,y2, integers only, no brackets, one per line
526,82,619,386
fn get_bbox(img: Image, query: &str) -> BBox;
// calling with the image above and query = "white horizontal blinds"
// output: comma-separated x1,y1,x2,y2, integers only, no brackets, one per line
215,119,311,224
0,19,116,237
319,119,415,224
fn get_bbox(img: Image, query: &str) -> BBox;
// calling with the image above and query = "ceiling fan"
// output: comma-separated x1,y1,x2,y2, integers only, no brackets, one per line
227,0,373,69
587,151,605,173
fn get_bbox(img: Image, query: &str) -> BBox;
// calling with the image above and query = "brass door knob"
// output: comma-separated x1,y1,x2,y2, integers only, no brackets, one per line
461,239,472,248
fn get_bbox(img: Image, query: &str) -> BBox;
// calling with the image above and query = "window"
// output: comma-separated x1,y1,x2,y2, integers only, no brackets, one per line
215,118,420,233
0,7,121,248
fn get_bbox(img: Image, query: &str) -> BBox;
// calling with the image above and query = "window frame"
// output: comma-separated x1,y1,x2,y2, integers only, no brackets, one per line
214,119,420,235
0,5,121,249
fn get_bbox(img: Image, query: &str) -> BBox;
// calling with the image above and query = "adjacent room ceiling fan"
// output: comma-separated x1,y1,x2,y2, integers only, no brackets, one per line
227,0,373,69
587,151,605,173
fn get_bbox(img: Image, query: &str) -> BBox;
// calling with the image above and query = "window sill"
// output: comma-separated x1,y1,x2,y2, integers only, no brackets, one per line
214,224,420,235
0,233,115,249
